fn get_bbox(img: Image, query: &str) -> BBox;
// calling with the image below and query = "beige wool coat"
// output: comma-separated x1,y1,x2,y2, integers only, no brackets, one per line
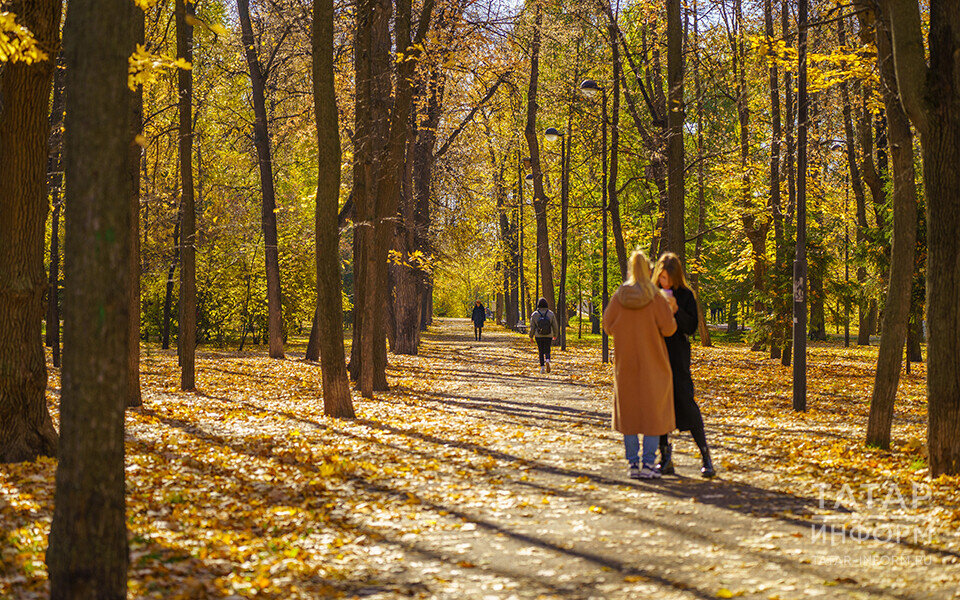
602,283,678,436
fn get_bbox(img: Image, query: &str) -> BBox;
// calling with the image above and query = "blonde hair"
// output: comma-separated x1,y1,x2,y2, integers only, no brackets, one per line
652,252,691,290
619,249,658,303
626,249,654,286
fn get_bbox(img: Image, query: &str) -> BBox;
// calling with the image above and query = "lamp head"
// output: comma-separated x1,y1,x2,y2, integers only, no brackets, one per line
579,79,601,99
525,173,534,183
544,127,562,142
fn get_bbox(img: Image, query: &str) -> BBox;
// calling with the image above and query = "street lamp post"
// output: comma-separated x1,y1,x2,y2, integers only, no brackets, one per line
580,79,609,363
793,0,808,412
544,127,569,349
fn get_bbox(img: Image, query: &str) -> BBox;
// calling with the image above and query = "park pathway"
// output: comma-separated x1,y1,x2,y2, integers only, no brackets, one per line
360,318,960,600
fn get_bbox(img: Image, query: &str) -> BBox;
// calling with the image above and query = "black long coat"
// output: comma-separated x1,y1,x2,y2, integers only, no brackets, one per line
664,286,704,432
471,305,486,326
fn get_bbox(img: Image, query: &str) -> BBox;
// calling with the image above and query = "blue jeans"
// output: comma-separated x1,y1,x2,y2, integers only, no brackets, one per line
624,434,660,467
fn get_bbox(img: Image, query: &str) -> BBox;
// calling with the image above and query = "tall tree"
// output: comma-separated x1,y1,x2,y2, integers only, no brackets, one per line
863,1,918,449
607,8,627,278
238,0,285,359
45,0,136,593
175,0,197,390
523,0,555,310
0,0,61,462
880,0,960,475
664,0,685,262
691,0,712,347
127,12,144,408
312,0,355,417
766,0,785,359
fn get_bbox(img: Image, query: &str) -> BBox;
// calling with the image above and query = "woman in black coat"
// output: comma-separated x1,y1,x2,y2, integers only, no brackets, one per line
471,301,486,341
653,253,716,478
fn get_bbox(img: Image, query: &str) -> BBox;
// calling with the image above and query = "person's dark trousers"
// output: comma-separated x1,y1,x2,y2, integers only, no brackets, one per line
535,337,551,365
474,325,482,341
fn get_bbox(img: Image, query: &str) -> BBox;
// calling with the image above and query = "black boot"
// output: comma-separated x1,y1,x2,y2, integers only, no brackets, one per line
700,446,716,478
656,442,675,475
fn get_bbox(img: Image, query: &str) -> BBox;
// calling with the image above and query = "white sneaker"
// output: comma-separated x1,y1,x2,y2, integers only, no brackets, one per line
639,465,661,479
539,365,545,374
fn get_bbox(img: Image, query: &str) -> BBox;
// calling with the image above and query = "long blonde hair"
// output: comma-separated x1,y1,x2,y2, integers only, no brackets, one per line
622,249,658,302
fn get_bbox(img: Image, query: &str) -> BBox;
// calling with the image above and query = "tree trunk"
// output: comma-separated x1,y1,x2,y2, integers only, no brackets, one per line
608,15,627,279
46,0,135,594
864,2,919,449
881,0,960,474
305,305,320,361
311,0,355,417
161,209,181,350
0,0,61,463
523,2,555,310
767,0,784,359
691,1,711,348
176,0,197,390
665,0,685,263
239,0,285,359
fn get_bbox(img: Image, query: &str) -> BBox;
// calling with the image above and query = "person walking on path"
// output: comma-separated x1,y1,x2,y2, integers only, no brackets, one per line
529,298,559,373
472,301,487,341
602,250,678,480
653,252,717,478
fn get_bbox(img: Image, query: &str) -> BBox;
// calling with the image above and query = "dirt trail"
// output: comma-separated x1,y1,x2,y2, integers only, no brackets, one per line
366,318,960,600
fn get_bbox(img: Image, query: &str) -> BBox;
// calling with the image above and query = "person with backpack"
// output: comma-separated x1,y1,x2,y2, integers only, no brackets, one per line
529,298,559,373
603,250,678,479
653,252,716,478
471,300,486,341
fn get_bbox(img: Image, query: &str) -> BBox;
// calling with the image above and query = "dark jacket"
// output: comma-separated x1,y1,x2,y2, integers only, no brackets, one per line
472,305,486,326
664,286,704,431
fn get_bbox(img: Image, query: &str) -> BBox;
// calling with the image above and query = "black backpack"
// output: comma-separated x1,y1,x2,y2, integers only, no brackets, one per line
535,310,552,336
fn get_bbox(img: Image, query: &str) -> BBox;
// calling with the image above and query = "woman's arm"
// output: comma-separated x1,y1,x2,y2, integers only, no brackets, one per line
654,294,678,337
602,296,621,336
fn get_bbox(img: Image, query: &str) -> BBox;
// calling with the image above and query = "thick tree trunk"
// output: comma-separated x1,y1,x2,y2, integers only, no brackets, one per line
0,0,61,463
176,0,197,390
239,0,285,359
311,0,355,417
665,0,685,263
865,2,918,449
46,0,135,594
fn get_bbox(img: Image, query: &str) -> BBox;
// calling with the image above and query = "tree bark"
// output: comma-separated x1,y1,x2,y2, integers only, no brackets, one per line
0,0,61,463
161,208,181,350
665,0,685,263
311,0,355,417
766,0,784,359
865,1,918,449
608,14,627,279
46,0,135,594
691,0,711,348
238,0,285,359
880,0,960,475
523,1,555,310
175,0,196,390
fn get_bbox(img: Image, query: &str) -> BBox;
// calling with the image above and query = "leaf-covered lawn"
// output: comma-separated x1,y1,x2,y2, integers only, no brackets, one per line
2,319,959,599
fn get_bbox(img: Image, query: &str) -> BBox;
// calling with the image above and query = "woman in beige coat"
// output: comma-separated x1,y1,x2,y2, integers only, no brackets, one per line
602,249,678,479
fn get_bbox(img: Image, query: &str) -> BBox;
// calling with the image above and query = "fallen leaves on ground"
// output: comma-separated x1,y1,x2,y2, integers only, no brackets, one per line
1,319,959,599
